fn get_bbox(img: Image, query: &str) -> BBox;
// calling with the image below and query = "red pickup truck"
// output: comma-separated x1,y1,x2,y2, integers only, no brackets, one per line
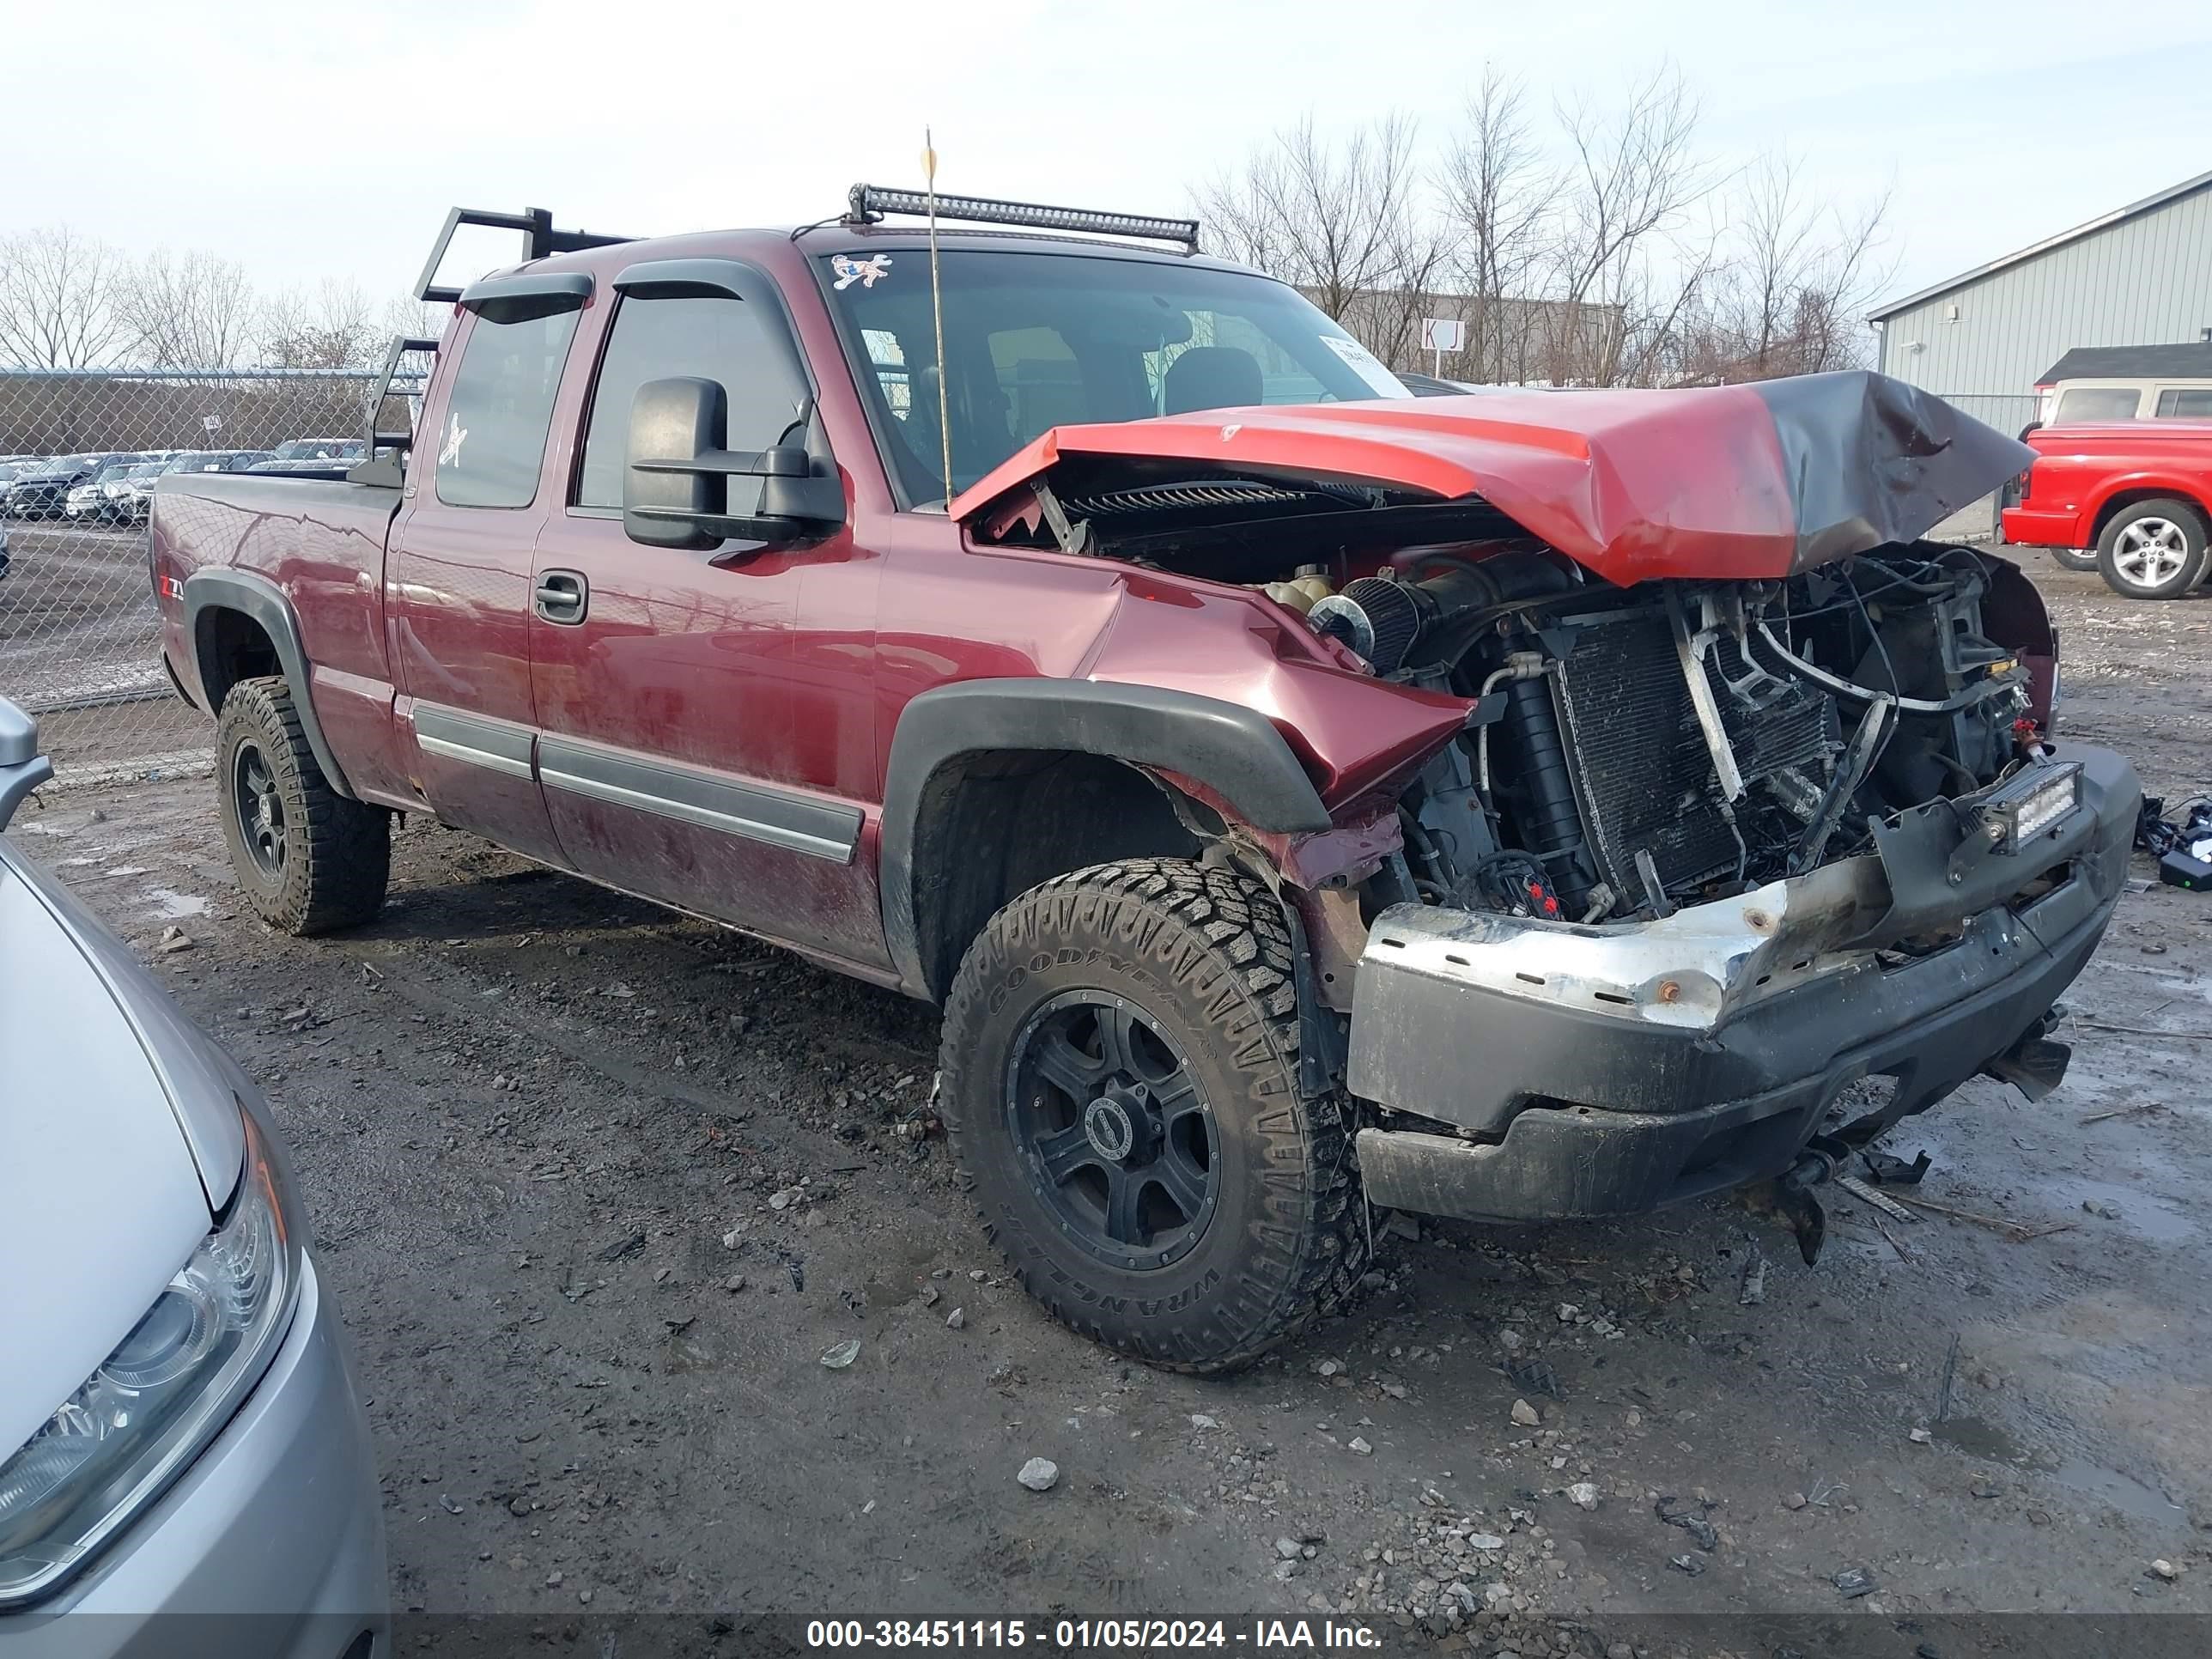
2002,420,2212,599
151,192,2136,1371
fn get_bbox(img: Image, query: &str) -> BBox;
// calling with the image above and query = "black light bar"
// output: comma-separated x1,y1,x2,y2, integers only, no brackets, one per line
843,185,1200,252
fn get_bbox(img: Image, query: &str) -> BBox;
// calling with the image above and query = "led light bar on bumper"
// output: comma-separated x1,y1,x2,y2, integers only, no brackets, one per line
843,185,1200,250
0,1113,301,1607
1980,762,2081,854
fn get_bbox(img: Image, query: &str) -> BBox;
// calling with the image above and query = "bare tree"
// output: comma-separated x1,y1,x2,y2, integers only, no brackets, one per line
0,226,135,368
1437,68,1555,382
1665,153,1893,383
260,278,379,369
120,249,260,368
1196,112,1443,359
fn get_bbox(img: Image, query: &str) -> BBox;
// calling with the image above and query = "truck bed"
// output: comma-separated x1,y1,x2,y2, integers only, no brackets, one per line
152,471,407,800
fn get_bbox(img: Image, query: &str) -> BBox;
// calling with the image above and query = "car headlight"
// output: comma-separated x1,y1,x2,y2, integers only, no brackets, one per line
0,1111,300,1606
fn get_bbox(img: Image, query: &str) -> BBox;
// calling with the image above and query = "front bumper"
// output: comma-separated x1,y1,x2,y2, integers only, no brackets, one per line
0,1257,388,1659
1347,745,2138,1223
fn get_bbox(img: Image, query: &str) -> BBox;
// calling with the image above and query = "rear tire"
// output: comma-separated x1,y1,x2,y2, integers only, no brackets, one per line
2096,498,2209,599
216,676,389,934
938,858,1366,1373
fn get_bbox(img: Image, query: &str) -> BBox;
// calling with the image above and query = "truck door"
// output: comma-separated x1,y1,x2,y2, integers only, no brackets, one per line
528,268,888,969
387,294,585,867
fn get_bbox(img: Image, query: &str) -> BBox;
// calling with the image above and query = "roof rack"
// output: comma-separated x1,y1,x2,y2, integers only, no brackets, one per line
413,207,635,305
842,185,1200,252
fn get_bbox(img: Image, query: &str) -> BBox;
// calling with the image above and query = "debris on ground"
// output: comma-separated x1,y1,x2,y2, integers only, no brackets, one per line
1738,1247,1767,1306
1510,1399,1540,1427
156,925,194,953
819,1338,860,1370
1504,1356,1561,1399
1566,1481,1600,1510
1656,1495,1718,1551
1018,1457,1060,1492
1838,1175,1917,1223
1834,1568,1877,1599
945,1308,965,1329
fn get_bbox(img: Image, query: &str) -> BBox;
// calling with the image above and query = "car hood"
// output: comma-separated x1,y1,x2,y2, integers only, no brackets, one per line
0,846,245,1458
953,369,2033,584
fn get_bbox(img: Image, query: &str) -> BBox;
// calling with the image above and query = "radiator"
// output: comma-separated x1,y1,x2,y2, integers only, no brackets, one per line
1548,606,1833,898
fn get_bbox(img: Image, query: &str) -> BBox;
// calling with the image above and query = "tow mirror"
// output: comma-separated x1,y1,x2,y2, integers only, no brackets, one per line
623,376,844,553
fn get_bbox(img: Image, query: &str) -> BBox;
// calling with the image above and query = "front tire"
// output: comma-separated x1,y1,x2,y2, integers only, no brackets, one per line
2045,544,2099,573
216,676,389,934
939,859,1366,1373
2097,498,2209,599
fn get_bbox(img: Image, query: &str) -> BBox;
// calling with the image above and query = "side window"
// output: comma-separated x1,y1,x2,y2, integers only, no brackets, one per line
575,294,809,510
2154,387,2212,418
434,308,581,508
2054,386,2142,423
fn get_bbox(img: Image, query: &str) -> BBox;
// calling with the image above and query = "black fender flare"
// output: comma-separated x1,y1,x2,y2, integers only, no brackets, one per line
878,678,1331,999
182,568,356,799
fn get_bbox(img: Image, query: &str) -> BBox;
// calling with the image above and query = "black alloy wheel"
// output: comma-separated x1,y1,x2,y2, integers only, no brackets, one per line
1007,990,1219,1271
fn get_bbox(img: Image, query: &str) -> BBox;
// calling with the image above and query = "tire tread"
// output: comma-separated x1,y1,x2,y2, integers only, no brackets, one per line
939,857,1366,1374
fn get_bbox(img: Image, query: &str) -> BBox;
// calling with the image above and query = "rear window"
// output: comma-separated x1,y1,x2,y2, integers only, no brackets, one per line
2054,386,2141,423
2154,388,2212,419
435,308,581,509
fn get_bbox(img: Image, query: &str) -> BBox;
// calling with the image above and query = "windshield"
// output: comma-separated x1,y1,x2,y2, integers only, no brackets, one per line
819,246,1408,505
32,456,93,478
127,462,166,480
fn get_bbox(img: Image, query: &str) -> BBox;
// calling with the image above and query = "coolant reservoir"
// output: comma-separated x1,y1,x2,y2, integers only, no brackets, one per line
1257,565,1334,615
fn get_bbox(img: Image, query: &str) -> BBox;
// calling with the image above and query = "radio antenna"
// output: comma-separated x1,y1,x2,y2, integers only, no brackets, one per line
923,129,955,507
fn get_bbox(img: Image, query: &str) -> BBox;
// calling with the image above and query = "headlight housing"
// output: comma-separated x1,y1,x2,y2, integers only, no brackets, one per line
0,1112,300,1607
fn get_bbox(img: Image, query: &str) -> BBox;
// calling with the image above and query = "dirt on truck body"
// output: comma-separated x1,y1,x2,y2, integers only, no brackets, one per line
149,189,2137,1373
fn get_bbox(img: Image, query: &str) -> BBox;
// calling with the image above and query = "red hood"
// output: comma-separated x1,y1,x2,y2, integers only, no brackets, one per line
953,370,2033,585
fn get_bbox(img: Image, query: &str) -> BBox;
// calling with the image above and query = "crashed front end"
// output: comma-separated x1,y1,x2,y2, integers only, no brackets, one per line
957,371,2141,1246
1348,746,2134,1230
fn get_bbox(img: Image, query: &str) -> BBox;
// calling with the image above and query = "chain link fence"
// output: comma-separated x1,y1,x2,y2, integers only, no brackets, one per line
0,368,405,780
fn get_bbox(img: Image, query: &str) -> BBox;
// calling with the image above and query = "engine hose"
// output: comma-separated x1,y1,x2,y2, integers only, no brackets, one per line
1499,672,1595,907
1753,619,2014,715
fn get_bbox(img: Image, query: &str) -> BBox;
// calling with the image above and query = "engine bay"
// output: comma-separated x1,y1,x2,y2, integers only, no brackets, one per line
1268,538,2052,926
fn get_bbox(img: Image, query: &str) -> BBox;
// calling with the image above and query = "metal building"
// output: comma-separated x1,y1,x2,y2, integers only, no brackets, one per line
1870,168,2212,439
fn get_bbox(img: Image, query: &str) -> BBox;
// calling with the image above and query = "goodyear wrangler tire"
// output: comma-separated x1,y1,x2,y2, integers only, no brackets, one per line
939,858,1365,1372
216,676,389,935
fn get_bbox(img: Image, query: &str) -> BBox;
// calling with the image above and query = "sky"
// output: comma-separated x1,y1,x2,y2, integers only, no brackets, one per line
10,0,2212,323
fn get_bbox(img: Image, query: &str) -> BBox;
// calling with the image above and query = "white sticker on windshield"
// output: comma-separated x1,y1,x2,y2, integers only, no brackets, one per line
1320,333,1404,396
831,253,894,290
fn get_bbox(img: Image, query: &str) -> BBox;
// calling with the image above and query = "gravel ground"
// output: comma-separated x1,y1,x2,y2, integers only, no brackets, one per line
13,560,2212,1653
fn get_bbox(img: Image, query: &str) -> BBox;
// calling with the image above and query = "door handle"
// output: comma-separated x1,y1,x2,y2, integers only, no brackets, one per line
534,569,587,624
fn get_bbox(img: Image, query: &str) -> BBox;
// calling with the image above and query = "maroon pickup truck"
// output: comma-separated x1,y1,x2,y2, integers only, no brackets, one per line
152,191,2137,1370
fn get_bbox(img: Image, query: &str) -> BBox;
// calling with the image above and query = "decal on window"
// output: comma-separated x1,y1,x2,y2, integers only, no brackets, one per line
831,253,894,291
438,411,469,467
1319,332,1402,395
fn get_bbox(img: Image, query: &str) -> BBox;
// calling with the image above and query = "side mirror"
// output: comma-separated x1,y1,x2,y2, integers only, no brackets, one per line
623,376,844,552
0,696,54,831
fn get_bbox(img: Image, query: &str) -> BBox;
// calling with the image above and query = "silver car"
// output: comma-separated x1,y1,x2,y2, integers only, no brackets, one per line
0,700,386,1657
